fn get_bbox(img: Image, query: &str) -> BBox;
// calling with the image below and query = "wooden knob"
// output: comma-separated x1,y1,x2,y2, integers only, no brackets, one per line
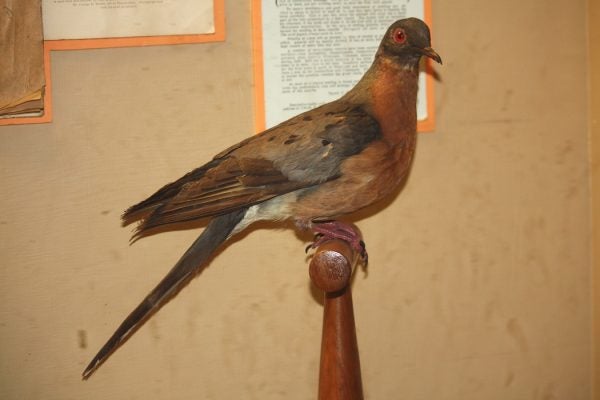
309,240,354,293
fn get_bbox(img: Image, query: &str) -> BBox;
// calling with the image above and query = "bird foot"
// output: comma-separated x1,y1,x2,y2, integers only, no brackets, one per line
305,221,368,264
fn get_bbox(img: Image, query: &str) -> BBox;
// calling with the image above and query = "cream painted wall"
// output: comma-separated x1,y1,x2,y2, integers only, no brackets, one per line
0,1,591,399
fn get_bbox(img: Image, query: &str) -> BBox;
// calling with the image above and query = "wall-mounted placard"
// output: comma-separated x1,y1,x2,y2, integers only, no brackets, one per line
252,0,437,132
42,0,222,45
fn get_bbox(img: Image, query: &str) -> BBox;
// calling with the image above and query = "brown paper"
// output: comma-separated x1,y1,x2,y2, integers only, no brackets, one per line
0,0,45,117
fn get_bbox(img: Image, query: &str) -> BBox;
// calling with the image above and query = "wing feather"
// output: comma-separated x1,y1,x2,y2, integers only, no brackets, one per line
125,100,382,238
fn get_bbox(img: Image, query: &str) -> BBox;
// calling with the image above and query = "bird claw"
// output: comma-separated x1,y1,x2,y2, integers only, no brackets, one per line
305,233,324,253
305,243,313,254
306,221,368,265
359,240,368,266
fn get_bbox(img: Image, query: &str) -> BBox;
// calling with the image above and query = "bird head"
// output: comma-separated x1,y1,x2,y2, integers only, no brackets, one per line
378,18,442,67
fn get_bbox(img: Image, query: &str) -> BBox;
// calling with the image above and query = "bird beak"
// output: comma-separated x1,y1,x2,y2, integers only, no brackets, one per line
419,47,442,64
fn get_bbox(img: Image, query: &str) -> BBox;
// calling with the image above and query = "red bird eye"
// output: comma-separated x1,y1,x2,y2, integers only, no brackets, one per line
393,28,406,44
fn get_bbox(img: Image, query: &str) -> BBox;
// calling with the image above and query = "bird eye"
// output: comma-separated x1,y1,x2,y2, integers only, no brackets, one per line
392,28,406,44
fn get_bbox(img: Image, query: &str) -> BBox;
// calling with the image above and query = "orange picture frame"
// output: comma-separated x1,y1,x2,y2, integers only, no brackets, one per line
0,0,225,126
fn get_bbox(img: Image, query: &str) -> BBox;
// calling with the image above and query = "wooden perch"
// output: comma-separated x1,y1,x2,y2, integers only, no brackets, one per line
309,240,364,400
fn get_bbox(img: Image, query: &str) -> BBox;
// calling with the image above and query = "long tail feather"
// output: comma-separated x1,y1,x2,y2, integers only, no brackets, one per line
82,208,247,379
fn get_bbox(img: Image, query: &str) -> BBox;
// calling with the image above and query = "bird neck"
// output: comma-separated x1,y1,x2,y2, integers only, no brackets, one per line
345,56,420,145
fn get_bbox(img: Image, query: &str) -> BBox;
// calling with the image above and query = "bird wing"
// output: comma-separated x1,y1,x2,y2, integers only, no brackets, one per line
126,101,381,236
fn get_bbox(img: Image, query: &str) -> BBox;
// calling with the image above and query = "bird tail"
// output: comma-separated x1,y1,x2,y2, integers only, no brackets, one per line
82,208,247,379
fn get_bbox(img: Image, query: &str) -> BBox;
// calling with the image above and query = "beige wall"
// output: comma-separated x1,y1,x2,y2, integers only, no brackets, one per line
0,1,592,399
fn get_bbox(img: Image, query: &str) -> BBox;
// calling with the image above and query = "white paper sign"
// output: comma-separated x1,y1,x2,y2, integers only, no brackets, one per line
259,0,428,129
42,0,215,40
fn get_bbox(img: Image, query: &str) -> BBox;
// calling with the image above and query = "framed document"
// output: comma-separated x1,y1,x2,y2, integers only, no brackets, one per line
1,0,225,126
42,0,225,49
252,0,437,132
